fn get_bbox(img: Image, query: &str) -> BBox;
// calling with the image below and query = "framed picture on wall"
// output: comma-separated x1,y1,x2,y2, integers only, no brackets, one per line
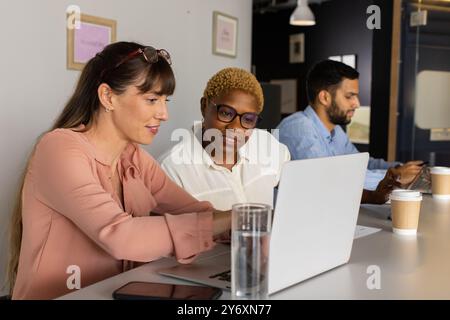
328,55,342,62
270,79,298,114
289,33,304,63
328,54,357,69
67,13,117,70
342,54,357,69
347,106,370,144
212,11,238,58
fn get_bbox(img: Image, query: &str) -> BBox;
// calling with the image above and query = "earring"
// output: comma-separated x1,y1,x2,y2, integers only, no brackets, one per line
104,107,111,113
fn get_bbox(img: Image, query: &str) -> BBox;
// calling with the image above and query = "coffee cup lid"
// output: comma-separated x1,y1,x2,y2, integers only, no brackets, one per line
390,189,422,201
430,166,450,175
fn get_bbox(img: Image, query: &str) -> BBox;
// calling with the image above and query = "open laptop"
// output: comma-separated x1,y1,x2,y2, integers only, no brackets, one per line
158,153,369,295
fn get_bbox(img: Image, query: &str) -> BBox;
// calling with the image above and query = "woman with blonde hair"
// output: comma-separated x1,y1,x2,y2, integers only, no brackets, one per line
8,41,230,299
160,67,290,210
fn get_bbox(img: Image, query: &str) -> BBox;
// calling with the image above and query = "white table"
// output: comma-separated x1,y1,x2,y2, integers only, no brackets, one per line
59,195,450,299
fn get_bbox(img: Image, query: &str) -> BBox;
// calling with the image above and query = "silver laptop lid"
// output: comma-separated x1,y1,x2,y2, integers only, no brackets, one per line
158,153,369,294
269,153,369,294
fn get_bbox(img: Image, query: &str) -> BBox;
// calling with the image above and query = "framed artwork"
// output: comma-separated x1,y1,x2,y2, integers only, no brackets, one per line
270,79,298,114
328,54,357,69
212,11,238,58
328,55,342,62
289,33,304,63
347,106,371,144
67,13,117,70
342,54,357,69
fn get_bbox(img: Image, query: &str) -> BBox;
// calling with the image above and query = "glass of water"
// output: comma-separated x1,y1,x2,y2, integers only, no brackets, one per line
231,203,272,300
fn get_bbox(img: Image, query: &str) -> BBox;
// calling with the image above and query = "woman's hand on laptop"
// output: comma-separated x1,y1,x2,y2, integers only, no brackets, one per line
212,210,231,238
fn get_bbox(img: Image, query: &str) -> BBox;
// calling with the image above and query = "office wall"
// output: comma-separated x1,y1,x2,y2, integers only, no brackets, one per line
0,0,252,295
252,0,374,110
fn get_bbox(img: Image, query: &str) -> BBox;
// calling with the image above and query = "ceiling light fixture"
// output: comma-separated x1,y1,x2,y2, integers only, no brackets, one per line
290,0,316,26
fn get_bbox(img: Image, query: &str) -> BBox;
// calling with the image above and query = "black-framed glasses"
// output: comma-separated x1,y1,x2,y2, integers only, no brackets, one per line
211,102,261,129
114,46,172,69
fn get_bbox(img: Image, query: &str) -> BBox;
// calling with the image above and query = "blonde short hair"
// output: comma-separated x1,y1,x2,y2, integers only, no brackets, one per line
203,67,264,112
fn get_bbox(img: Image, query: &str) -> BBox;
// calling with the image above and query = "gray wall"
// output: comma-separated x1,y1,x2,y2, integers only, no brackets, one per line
0,0,252,295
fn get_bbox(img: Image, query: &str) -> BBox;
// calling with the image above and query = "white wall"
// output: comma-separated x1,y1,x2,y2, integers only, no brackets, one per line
0,0,252,295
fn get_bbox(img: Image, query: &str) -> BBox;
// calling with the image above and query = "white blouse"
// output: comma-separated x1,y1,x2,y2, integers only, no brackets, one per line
159,122,291,211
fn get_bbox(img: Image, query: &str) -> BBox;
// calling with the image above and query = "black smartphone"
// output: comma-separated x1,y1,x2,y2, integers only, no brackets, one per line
112,281,222,300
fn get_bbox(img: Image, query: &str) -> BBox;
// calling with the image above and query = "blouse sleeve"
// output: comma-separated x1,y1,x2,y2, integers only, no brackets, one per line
31,131,213,264
138,147,215,262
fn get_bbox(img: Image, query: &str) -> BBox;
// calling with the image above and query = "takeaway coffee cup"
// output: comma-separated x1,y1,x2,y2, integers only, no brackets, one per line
390,190,422,236
430,167,450,200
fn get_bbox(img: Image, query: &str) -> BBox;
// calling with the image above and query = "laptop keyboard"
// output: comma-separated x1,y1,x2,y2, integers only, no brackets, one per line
209,269,231,288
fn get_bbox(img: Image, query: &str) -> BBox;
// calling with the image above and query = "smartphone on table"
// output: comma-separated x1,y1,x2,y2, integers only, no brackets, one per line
112,281,222,300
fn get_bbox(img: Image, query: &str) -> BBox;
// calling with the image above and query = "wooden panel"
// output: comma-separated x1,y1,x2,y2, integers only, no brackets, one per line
387,0,402,161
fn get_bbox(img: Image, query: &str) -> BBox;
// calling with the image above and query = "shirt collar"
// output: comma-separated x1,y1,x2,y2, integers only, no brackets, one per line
238,131,257,162
74,124,134,166
191,122,218,168
72,124,111,165
304,105,336,141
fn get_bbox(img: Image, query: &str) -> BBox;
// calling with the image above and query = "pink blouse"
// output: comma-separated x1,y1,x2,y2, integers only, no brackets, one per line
12,128,215,299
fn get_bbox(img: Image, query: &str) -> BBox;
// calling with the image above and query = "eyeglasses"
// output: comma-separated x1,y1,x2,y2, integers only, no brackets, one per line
99,46,172,82
114,46,172,69
211,102,261,129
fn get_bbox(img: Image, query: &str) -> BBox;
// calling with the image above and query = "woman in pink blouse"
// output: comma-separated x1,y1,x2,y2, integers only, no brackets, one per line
8,42,231,299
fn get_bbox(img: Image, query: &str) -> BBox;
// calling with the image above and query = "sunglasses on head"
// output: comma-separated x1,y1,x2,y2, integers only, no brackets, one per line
114,46,172,69
100,46,172,80
211,102,261,129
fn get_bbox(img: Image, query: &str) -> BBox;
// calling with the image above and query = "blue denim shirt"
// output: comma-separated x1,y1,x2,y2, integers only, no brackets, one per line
277,106,400,189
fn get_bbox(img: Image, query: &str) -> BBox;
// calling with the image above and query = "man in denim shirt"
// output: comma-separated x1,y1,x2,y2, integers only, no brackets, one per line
278,60,423,204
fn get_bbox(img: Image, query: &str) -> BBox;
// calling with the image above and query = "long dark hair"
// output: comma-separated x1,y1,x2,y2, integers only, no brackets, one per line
7,41,175,294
